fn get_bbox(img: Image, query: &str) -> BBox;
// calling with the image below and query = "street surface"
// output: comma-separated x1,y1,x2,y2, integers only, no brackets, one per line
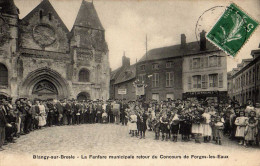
0,124,259,166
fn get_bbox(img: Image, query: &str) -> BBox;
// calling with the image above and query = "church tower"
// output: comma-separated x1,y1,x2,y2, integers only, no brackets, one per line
0,0,19,100
70,0,110,100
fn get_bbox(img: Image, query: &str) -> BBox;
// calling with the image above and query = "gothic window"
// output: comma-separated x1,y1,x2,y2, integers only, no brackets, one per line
79,69,90,82
39,10,43,19
0,63,8,86
49,13,52,21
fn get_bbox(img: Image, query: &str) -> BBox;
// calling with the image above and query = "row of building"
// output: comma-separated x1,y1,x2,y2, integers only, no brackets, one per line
110,31,228,102
228,44,260,105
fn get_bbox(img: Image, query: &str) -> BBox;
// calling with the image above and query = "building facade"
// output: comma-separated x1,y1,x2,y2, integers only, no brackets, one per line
182,32,227,102
228,45,260,105
110,55,136,101
136,37,184,101
0,0,110,101
136,31,227,102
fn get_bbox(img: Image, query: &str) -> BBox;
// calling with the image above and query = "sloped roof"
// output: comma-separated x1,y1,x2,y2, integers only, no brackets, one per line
0,0,19,15
111,67,122,80
73,0,104,30
21,0,69,33
114,64,136,85
139,40,218,62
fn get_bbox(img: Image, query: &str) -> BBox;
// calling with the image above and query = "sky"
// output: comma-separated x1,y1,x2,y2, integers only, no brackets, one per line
14,0,260,71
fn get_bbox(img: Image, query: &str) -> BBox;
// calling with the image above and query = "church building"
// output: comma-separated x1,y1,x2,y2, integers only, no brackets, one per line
0,0,110,101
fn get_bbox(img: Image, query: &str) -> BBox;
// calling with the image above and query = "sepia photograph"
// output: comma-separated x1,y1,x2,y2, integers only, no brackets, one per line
0,0,259,165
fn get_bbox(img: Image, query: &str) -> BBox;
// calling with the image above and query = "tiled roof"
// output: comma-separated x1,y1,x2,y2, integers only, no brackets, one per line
139,40,218,62
111,67,122,80
73,0,104,30
0,0,19,15
114,64,136,85
21,0,69,33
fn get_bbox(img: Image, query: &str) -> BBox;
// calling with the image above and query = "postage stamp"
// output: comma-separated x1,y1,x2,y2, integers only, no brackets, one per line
206,3,259,57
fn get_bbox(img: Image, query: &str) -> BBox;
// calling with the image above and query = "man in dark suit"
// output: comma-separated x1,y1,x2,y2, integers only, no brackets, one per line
0,100,11,151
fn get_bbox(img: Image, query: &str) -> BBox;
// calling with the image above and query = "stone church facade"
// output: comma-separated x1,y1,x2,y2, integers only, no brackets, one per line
0,0,110,101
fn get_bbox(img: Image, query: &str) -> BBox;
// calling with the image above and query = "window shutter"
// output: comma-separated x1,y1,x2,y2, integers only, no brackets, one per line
188,76,192,90
200,58,204,68
189,58,192,70
205,75,208,89
204,57,208,68
171,72,174,87
219,73,223,88
218,57,221,67
202,75,206,89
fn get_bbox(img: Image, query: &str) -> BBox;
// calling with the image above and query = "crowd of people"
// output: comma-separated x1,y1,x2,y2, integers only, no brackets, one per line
127,99,260,147
0,97,259,151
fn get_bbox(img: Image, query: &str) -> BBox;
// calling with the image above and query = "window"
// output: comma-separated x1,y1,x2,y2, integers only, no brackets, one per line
209,74,218,87
79,69,90,82
140,65,145,71
204,57,208,68
249,71,251,84
246,73,248,85
189,58,192,70
152,63,159,70
49,13,52,21
192,75,201,89
166,72,174,87
209,56,218,67
219,73,223,88
39,10,43,19
138,74,146,83
166,61,173,68
193,58,200,69
188,76,192,90
201,75,208,89
166,94,174,100
152,73,159,88
152,93,159,101
0,63,8,86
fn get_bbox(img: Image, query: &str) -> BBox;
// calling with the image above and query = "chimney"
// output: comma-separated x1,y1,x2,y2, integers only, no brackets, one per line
122,52,130,67
200,30,206,51
180,34,186,49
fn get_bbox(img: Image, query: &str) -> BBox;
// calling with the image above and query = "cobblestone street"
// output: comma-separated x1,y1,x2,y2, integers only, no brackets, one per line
1,124,260,166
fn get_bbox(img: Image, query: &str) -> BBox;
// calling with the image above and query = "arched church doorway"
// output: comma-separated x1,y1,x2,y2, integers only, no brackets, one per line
77,92,90,101
20,67,70,100
32,80,58,100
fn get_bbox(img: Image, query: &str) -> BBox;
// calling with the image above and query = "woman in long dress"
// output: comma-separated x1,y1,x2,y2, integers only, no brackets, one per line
202,108,212,142
38,101,47,128
128,110,137,137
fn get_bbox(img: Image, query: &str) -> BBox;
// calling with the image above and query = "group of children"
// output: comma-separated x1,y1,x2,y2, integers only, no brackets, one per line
126,99,259,147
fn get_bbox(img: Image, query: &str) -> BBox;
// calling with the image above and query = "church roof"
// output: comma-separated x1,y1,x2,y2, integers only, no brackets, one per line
0,0,19,15
138,40,218,62
73,0,104,30
21,0,69,33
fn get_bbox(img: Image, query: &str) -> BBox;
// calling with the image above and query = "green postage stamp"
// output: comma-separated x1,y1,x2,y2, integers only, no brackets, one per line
206,3,259,57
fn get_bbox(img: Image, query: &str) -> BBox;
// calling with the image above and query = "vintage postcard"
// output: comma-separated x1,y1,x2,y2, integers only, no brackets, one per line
0,0,259,166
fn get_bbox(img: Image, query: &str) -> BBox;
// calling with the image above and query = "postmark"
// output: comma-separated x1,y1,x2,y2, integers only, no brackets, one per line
206,3,259,57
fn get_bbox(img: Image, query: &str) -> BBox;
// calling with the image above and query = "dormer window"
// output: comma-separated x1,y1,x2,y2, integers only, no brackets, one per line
49,13,52,21
152,63,159,70
39,10,43,19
